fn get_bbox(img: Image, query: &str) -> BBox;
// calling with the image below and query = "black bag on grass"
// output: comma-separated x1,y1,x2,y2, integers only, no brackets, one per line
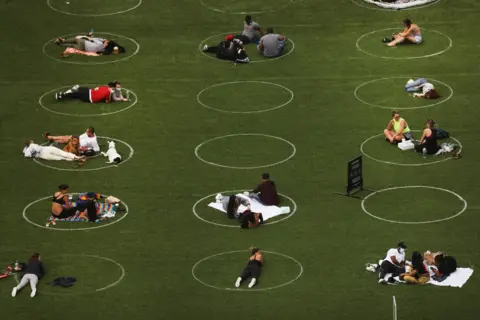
436,128,450,139
50,276,77,288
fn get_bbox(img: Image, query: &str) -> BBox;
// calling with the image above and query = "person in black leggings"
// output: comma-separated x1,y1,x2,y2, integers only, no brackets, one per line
415,119,440,154
235,247,264,289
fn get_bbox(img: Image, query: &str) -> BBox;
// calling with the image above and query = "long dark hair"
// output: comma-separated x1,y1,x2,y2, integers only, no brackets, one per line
425,119,436,129
411,251,424,272
28,253,40,263
226,195,236,219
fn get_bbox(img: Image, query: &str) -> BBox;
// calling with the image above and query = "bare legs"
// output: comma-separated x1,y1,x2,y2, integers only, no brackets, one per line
384,129,404,143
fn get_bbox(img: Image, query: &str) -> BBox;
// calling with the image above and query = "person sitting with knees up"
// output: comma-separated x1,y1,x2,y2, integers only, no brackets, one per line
250,173,280,206
221,194,251,219
415,119,440,155
384,111,412,144
240,210,264,229
401,251,429,284
258,27,286,58
387,18,422,47
235,246,264,289
378,241,407,285
11,253,44,298
405,78,440,99
45,127,100,157
76,192,101,222
52,184,83,220
237,15,263,44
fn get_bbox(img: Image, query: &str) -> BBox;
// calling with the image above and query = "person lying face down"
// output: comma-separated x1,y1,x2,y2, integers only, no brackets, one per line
221,195,251,219
405,78,440,99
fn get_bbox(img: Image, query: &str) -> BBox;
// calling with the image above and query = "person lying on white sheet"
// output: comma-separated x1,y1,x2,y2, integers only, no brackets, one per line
219,194,251,219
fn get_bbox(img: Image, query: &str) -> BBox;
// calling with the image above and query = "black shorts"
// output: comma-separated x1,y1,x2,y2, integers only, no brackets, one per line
53,207,77,219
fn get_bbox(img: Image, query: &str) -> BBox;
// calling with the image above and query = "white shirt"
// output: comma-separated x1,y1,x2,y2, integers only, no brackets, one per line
23,143,43,158
422,83,434,94
79,133,100,152
384,248,405,266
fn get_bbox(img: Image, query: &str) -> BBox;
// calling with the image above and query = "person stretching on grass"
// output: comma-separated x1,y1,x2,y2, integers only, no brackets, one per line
235,246,264,288
384,110,412,144
387,18,422,47
11,253,44,298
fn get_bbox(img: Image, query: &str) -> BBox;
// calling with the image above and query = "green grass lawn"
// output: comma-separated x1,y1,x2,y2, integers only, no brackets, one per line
1,0,480,319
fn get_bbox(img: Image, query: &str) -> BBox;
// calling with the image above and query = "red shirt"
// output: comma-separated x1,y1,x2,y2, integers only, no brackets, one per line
90,86,111,103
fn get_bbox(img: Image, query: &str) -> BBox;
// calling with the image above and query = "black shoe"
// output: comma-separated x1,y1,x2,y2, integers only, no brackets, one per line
382,38,392,43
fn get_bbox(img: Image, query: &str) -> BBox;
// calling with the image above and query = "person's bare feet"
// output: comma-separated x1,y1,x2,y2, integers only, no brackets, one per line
43,132,52,141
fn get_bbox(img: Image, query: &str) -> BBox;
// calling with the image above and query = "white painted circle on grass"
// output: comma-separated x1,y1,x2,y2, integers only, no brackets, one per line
354,77,453,110
199,0,294,14
42,32,140,65
192,190,297,228
47,0,142,16
361,186,467,224
192,250,303,291
15,254,125,295
350,0,441,11
197,81,294,114
199,32,295,63
32,136,134,171
360,130,462,166
22,193,129,231
356,28,452,59
39,85,138,116
195,133,296,169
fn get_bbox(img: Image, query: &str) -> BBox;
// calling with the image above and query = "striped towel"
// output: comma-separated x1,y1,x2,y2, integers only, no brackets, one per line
48,202,117,223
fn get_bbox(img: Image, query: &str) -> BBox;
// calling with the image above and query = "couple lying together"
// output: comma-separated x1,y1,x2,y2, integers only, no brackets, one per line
54,30,126,57
217,173,280,229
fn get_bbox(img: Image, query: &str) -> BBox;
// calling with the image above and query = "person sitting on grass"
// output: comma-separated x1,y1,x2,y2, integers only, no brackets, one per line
52,184,87,220
11,253,44,298
378,241,407,285
23,140,86,163
387,18,422,47
258,28,287,58
384,110,413,144
76,192,102,222
236,15,263,44
400,251,430,284
240,210,264,229
235,246,264,289
405,78,439,99
250,173,280,206
414,119,440,155
202,34,249,64
44,127,100,157
221,194,251,219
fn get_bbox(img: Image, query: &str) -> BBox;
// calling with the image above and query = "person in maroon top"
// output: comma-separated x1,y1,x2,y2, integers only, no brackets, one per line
251,173,280,206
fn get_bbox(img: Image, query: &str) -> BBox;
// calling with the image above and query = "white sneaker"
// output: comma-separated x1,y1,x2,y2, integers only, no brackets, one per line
30,289,36,298
407,79,414,84
378,279,387,284
72,84,79,91
55,92,59,100
11,287,17,297
235,277,241,288
248,278,256,288
202,44,208,51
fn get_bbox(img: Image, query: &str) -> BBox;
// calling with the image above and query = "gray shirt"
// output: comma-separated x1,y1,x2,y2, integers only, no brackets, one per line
259,34,283,57
242,21,260,40
84,38,105,53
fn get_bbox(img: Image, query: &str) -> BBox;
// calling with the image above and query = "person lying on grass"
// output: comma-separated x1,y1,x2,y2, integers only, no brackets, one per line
11,253,44,298
235,246,264,289
240,210,264,229
386,18,422,47
54,81,129,104
44,127,100,157
23,140,86,163
55,32,125,57
405,78,439,99
202,34,250,64
384,110,413,144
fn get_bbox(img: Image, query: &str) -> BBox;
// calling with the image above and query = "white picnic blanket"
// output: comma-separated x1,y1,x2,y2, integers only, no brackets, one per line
208,193,290,221
363,0,437,9
428,268,474,288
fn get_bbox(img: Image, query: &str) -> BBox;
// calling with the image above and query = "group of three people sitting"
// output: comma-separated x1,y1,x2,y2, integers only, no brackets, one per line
219,173,280,229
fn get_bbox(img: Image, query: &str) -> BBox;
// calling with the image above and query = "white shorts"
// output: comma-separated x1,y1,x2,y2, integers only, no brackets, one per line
413,35,422,44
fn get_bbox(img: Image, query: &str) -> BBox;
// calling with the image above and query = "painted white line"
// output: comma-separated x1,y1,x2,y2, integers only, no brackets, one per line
197,81,294,114
354,77,453,110
42,32,140,65
39,85,138,117
199,0,294,14
15,254,125,295
32,136,134,172
199,32,295,63
195,133,296,169
360,130,462,166
192,250,303,291
192,190,297,228
361,186,468,224
22,193,129,231
47,0,142,16
351,0,441,11
393,296,397,320
356,28,452,60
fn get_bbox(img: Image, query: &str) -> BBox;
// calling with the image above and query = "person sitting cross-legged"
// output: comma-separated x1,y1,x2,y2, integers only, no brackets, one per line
384,110,412,144
414,119,440,155
257,27,286,58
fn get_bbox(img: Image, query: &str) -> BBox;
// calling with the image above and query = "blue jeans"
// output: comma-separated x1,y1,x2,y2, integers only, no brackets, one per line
405,78,427,93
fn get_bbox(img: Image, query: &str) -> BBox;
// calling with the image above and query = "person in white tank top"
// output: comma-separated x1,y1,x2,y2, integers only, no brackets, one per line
387,18,422,47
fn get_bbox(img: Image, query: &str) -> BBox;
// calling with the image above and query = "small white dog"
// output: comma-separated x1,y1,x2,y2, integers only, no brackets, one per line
101,141,122,165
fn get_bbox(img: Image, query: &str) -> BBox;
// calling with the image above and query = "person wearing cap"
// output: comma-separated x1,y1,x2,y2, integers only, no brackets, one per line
257,27,287,58
387,18,422,47
44,127,100,157
405,78,439,99
250,173,280,206
378,242,408,284
202,34,249,63
236,15,263,44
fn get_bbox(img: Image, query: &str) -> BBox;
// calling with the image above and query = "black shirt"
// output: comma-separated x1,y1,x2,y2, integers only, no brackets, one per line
24,259,45,279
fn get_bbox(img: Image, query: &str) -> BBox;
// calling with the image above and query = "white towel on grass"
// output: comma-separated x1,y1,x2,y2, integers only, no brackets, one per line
428,268,474,288
208,193,290,221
